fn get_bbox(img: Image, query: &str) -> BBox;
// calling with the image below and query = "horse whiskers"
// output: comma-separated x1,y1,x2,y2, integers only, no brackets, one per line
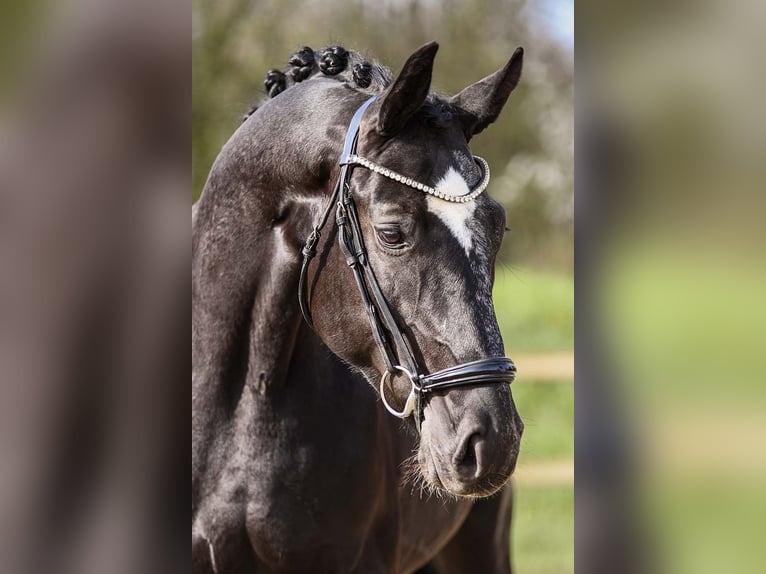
461,473,512,500
400,451,435,500
399,451,463,503
399,452,422,489
399,449,512,501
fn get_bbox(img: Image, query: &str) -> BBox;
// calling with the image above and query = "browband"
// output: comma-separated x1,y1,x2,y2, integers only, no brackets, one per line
342,154,491,203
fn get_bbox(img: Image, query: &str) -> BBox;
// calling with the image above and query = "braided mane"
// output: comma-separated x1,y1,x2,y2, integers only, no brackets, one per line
244,45,393,121
245,44,456,130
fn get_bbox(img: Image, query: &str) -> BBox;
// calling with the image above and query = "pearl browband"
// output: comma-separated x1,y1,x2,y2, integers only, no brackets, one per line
341,154,491,203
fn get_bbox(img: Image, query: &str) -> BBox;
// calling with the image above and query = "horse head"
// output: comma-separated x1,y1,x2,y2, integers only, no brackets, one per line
292,43,525,497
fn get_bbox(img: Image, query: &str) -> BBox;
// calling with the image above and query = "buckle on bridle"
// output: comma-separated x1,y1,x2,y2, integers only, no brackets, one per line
335,203,348,226
379,366,422,419
302,228,320,259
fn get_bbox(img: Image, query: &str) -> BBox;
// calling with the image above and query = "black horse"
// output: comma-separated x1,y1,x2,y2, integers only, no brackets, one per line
193,42,524,573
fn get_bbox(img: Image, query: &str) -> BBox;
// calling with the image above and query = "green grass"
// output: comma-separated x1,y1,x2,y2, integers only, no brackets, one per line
513,381,573,461
510,381,574,574
491,266,574,573
493,267,574,353
512,485,574,574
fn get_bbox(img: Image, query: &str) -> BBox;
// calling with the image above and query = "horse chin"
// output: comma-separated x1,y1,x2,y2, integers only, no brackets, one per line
415,435,515,499
412,397,522,499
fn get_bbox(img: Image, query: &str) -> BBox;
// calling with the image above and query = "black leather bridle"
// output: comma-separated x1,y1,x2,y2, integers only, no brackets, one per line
299,97,516,431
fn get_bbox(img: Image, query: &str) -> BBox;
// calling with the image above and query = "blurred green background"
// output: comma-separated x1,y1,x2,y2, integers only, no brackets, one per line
580,1,766,572
496,269,573,574
193,1,573,571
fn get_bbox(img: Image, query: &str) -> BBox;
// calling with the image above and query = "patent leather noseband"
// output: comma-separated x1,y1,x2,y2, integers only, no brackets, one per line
298,96,516,432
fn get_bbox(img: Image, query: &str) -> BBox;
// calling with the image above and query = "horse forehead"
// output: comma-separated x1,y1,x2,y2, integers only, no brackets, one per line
426,167,478,257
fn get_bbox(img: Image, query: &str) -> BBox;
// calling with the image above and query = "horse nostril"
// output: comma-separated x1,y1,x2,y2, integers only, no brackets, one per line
454,432,482,480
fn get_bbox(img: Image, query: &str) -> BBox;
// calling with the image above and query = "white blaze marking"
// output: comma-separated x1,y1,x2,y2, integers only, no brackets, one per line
426,167,476,256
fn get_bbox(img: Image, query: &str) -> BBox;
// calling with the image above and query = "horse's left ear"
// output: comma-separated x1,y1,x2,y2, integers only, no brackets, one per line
375,42,439,137
450,47,524,140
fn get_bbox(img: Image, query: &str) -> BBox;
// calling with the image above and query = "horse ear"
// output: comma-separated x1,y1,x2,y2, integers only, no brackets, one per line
375,42,439,137
450,47,524,139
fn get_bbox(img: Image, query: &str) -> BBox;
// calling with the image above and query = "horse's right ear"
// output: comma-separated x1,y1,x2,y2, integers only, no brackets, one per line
374,42,439,137
450,47,523,139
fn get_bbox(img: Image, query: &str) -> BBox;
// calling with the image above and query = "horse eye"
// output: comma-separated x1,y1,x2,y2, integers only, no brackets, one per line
377,228,405,248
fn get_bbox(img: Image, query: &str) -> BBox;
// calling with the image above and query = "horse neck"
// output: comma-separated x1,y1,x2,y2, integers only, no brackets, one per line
193,86,368,496
193,158,321,405
193,83,364,384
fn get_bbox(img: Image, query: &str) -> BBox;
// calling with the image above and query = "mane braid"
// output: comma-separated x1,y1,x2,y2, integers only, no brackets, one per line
243,45,395,121
244,44,459,128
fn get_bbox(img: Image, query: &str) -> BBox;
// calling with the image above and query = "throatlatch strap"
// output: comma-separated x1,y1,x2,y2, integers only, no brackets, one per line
298,179,340,328
298,97,377,327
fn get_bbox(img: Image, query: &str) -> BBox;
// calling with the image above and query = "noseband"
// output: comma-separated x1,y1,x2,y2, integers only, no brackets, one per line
298,96,516,431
